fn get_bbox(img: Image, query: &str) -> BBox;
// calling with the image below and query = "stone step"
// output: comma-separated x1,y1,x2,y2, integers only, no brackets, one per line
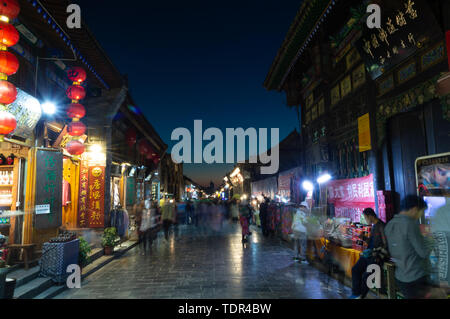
87,248,103,263
13,276,54,299
82,255,114,279
6,266,40,288
34,284,67,299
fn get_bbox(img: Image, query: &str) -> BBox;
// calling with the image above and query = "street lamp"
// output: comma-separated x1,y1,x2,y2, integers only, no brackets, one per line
317,173,332,184
302,180,314,192
41,102,56,115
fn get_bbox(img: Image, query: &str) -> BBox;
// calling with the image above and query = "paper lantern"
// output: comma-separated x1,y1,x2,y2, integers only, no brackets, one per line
67,121,86,137
138,140,150,155
66,103,86,120
0,79,16,104
0,51,18,76
66,140,85,156
0,21,18,47
125,128,137,147
66,85,86,101
67,67,87,84
0,0,20,21
0,110,16,141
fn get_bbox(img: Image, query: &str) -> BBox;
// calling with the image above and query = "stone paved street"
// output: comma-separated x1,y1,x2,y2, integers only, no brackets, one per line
55,222,351,299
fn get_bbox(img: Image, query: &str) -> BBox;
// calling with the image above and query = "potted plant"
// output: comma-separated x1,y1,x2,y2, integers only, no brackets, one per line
78,237,92,270
102,227,118,256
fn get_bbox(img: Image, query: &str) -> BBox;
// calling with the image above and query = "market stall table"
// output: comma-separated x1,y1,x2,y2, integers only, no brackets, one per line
307,237,361,277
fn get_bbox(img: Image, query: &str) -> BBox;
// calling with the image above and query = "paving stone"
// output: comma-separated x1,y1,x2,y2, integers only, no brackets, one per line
55,223,352,299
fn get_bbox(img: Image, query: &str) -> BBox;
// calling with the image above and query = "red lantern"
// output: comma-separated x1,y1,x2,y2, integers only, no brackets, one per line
0,51,18,76
0,79,16,104
0,110,16,140
66,85,86,101
125,128,137,147
67,67,87,84
66,140,85,156
0,21,18,47
153,157,160,165
66,103,86,120
67,121,86,137
138,140,150,155
0,0,20,20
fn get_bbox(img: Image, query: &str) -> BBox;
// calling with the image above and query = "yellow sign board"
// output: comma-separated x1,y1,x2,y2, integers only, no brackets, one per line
358,113,372,152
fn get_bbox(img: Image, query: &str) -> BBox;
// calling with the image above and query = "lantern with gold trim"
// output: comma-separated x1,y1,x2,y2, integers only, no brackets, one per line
0,0,19,142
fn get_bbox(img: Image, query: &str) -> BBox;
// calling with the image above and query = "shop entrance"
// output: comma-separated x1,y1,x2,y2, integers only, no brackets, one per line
387,99,450,211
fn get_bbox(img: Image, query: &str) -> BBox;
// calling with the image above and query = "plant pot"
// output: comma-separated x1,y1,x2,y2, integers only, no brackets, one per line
104,246,114,256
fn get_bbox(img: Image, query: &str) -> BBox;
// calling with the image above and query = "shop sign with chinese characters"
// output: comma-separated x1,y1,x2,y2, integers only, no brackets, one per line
327,174,375,223
355,0,442,80
87,166,105,228
77,156,89,228
34,150,63,229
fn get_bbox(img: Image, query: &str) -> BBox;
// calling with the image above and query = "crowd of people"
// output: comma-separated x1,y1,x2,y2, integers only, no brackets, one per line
131,193,444,299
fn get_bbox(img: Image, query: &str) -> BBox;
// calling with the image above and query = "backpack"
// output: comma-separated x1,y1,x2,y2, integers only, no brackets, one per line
371,225,390,265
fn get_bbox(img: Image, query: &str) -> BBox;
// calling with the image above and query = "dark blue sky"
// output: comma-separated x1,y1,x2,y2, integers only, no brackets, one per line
77,0,301,187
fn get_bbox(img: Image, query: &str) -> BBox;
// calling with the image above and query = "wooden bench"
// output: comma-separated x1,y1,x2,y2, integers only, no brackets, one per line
5,244,37,270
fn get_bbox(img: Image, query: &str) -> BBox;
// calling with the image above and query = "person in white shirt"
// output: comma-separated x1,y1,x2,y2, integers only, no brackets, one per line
291,202,309,263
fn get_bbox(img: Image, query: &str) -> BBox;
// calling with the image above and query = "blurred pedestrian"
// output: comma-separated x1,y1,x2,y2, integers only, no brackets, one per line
259,197,270,237
161,199,176,241
291,202,309,263
385,195,431,299
239,199,251,243
134,201,149,255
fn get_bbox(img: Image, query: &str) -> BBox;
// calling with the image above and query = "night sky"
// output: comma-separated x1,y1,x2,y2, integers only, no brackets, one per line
75,0,302,187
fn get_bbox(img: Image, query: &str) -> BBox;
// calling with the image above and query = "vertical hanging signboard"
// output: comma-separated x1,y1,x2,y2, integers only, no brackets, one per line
358,113,372,152
34,150,63,229
87,166,105,228
126,177,136,207
78,155,89,228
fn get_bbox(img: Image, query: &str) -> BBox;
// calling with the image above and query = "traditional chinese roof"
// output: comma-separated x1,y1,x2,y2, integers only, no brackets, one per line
264,0,337,91
19,0,123,89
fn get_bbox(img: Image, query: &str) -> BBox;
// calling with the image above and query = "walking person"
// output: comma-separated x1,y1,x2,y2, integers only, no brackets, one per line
239,199,251,243
161,199,176,241
134,201,149,255
385,195,431,299
291,202,309,264
259,197,270,237
349,208,387,299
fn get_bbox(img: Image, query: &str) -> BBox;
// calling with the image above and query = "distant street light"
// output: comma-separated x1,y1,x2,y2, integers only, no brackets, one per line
317,174,332,184
302,181,314,192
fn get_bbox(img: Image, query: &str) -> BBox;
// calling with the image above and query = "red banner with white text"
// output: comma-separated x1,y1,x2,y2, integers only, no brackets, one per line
327,174,375,223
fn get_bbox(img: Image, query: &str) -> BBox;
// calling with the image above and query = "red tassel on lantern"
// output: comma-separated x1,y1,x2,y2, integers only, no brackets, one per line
0,110,16,141
0,0,20,21
66,85,86,101
67,103,86,121
66,140,85,156
0,21,18,47
0,51,18,76
67,67,87,84
67,121,86,137
0,79,16,104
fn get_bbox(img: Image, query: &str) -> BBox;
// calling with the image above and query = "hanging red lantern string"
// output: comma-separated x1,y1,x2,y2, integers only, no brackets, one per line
66,140,86,157
67,121,86,137
66,103,86,121
125,128,137,148
65,66,87,157
0,0,19,142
